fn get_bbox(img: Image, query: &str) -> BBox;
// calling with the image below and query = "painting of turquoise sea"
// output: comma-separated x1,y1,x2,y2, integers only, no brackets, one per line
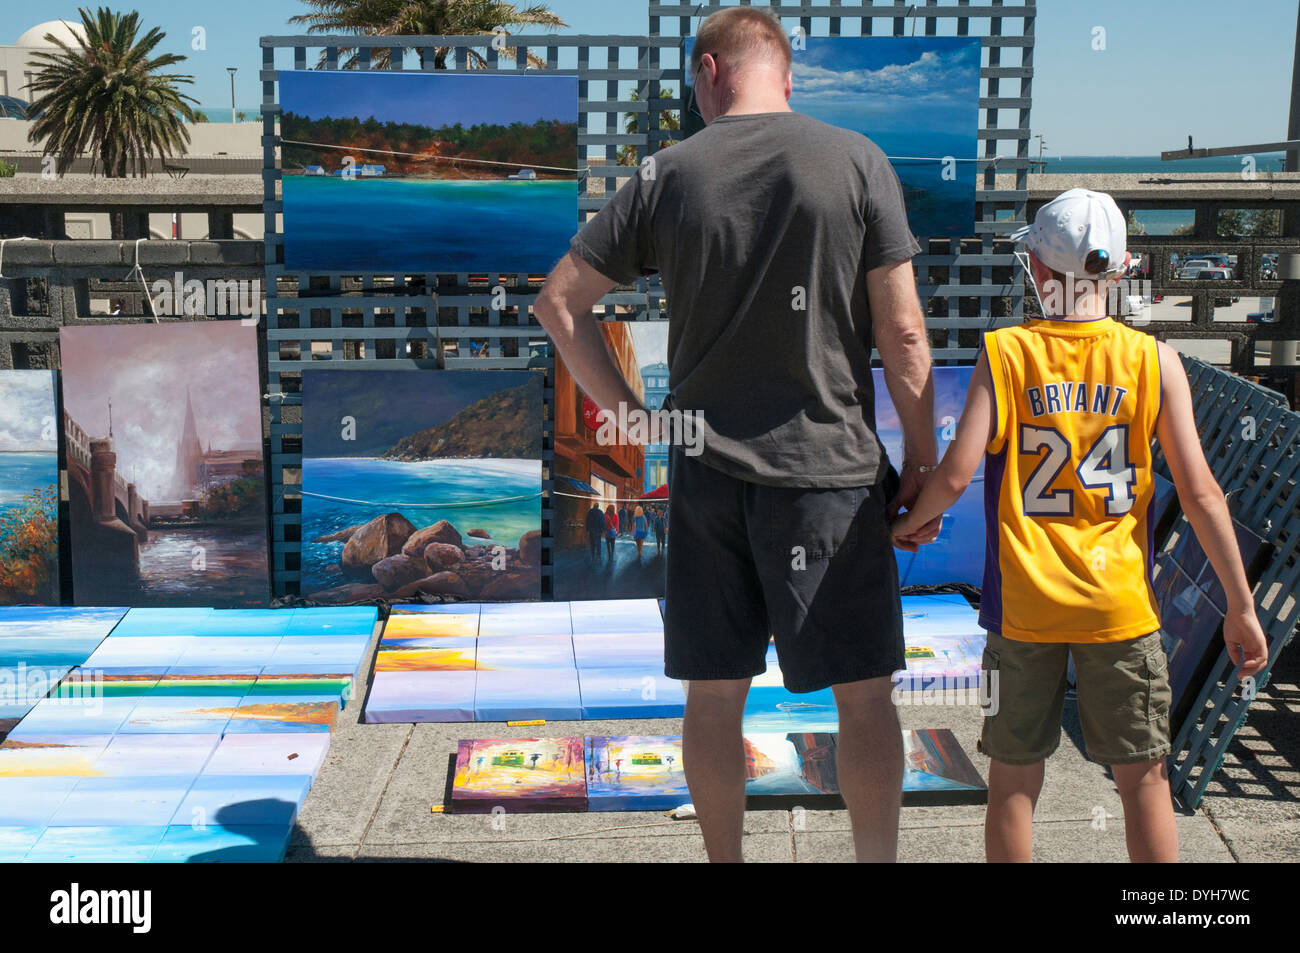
279,70,578,274
301,370,544,602
685,36,980,239
0,371,59,604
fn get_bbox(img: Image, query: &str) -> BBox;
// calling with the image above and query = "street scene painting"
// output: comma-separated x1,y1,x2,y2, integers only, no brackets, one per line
280,70,579,274
553,322,669,601
0,371,60,605
58,323,270,608
684,36,980,239
301,370,543,603
449,737,587,813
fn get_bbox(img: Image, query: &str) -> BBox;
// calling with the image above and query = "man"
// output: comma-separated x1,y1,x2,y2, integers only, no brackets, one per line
535,6,939,862
585,500,605,563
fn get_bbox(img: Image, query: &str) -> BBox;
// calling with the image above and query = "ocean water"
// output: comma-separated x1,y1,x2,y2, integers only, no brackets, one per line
301,457,542,593
1043,154,1288,176
282,176,577,273
0,452,57,510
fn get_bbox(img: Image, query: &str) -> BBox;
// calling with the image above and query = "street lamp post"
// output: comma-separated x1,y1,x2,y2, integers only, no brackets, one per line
227,67,238,123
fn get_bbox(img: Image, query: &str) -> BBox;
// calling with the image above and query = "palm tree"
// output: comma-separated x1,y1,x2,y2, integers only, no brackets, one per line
290,0,566,70
617,86,680,166
26,8,197,179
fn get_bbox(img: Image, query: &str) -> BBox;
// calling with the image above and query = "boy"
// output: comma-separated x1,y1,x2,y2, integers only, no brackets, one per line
889,189,1269,862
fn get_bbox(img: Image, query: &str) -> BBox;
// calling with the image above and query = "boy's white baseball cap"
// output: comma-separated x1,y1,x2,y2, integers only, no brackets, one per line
1010,188,1127,278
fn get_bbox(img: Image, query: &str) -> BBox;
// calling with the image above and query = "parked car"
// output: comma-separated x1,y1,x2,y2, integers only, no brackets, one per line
1194,269,1240,307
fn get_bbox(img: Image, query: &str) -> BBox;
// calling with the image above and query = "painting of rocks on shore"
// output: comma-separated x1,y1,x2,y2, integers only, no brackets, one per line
301,370,543,604
58,323,270,608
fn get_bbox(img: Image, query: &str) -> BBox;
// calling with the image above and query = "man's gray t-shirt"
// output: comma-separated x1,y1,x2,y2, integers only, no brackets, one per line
570,111,921,488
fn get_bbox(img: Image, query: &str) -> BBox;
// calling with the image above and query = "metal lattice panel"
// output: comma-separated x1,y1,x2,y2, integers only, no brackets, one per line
1155,357,1300,808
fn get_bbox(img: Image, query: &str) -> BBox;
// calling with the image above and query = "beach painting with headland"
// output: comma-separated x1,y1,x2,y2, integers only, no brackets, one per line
58,323,270,608
0,371,59,605
279,70,579,274
301,370,544,603
684,36,980,239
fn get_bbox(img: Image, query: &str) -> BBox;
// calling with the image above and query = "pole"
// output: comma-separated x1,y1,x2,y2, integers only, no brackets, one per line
228,68,237,123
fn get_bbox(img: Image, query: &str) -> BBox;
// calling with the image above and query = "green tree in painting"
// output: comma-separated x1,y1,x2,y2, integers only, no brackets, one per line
290,0,566,70
26,8,197,178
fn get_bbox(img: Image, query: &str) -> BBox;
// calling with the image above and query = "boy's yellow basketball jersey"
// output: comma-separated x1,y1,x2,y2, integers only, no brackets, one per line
980,317,1162,643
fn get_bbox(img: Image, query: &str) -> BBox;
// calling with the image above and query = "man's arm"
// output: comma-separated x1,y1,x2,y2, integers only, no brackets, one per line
869,258,939,534
1155,342,1268,677
890,349,993,548
535,252,649,434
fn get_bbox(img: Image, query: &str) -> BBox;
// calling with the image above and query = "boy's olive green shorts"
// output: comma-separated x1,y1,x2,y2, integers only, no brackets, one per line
978,629,1172,766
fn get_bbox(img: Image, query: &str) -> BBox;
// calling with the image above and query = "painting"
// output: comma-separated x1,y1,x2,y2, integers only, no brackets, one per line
301,370,543,603
1154,519,1270,733
895,593,986,692
743,644,839,733
449,737,587,813
873,367,984,586
0,371,59,604
0,606,367,861
586,735,689,811
59,322,269,608
279,70,579,275
364,604,482,723
553,323,670,601
570,602,683,718
0,607,127,732
684,37,981,239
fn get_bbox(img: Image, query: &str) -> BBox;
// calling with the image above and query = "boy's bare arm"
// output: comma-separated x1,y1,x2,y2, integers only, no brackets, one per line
890,349,994,548
1155,342,1268,677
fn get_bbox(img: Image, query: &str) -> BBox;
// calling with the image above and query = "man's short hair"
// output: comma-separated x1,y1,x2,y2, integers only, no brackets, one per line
691,7,792,76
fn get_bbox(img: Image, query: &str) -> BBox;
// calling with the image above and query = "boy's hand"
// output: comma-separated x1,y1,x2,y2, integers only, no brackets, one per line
1223,606,1268,679
890,511,941,552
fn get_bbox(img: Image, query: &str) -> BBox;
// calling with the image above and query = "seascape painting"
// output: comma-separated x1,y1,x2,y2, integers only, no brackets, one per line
58,323,270,608
279,70,579,274
0,371,60,604
300,370,544,603
684,36,980,239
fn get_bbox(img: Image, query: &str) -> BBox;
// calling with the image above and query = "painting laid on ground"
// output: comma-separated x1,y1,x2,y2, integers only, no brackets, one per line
58,323,269,608
280,70,579,274
553,322,669,601
449,737,587,813
0,371,59,605
684,36,980,239
301,370,543,603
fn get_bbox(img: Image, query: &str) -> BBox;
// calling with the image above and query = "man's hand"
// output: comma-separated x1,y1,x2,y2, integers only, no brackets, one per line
1224,606,1269,679
888,461,942,552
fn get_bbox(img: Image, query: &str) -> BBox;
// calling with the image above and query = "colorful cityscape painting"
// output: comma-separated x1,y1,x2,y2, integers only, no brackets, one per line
0,371,60,604
553,322,669,601
301,370,544,604
0,606,375,861
448,729,985,813
684,36,981,238
450,737,587,813
58,323,270,608
586,735,689,811
280,70,579,274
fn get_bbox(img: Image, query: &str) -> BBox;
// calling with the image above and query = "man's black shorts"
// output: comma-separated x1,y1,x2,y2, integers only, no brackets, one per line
663,446,905,693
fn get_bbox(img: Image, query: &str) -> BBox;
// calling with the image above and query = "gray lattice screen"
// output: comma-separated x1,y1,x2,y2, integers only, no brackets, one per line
260,1,1034,597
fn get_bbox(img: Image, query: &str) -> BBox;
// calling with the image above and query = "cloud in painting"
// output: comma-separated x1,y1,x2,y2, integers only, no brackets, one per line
0,373,55,451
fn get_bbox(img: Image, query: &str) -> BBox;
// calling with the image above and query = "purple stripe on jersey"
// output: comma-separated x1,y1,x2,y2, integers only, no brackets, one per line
1145,492,1156,582
978,443,1009,634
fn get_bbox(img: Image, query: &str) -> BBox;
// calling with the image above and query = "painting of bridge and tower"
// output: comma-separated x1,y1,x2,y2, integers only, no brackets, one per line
58,322,270,607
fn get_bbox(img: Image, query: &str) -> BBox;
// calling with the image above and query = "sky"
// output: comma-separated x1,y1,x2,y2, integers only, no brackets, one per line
280,70,577,125
0,371,56,451
9,0,1297,156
